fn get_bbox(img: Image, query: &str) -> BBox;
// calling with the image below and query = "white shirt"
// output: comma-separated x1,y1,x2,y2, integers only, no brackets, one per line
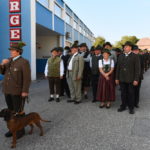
44,58,64,77
99,58,114,68
68,52,78,70
124,51,132,57
13,55,21,61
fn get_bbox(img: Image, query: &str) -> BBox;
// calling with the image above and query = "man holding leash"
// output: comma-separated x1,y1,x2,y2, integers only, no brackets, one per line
0,42,31,138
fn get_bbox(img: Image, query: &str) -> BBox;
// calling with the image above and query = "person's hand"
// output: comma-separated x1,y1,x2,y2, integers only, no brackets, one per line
1,59,9,65
105,73,109,77
105,76,109,80
115,80,119,85
21,92,28,98
133,81,138,86
103,73,107,78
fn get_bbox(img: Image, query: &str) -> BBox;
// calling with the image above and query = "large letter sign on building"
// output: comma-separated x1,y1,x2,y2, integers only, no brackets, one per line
10,28,21,41
9,14,21,27
9,0,21,13
9,0,21,41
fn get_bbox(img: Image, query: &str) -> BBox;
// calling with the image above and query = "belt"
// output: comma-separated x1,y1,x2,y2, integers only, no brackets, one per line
68,70,72,72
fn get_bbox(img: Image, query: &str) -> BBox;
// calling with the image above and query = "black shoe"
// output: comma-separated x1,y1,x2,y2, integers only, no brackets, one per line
135,105,139,108
5,131,12,138
74,101,81,104
67,100,75,103
129,109,135,114
99,104,105,108
56,98,60,102
106,104,111,109
117,107,126,112
92,100,97,103
48,97,54,102
17,128,25,139
84,94,88,99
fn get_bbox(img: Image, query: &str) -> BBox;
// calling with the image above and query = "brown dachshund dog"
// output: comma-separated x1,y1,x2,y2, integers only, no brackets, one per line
0,108,51,148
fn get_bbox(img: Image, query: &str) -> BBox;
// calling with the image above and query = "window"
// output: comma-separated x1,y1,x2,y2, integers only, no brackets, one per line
55,4,62,18
66,13,71,25
37,0,49,8
79,26,82,33
73,20,78,30
82,30,85,35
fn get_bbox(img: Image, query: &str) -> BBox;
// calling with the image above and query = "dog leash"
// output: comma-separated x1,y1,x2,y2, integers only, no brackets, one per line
17,96,31,115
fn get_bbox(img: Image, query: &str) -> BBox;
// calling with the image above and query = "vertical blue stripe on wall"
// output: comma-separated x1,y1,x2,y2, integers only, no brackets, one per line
0,0,10,60
0,0,31,80
36,2,53,30
0,0,31,61
21,0,31,62
54,15,65,35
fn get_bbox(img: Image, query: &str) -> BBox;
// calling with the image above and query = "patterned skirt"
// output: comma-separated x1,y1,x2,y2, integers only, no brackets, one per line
96,73,115,102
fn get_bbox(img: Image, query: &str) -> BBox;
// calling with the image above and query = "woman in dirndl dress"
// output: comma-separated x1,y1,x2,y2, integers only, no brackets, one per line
96,49,115,108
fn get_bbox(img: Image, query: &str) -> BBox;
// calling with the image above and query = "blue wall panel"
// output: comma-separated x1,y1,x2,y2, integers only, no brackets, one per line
0,0,32,80
36,2,53,30
0,0,10,61
37,0,49,8
54,15,65,35
0,0,31,61
0,75,3,80
56,0,64,8
36,59,47,73
21,0,32,61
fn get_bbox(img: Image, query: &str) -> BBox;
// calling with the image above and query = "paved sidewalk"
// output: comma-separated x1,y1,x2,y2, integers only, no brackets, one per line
0,70,150,150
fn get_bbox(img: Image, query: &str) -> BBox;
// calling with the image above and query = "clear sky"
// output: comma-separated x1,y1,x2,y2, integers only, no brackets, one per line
64,0,150,44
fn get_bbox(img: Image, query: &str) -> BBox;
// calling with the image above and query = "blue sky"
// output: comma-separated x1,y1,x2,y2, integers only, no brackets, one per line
64,0,150,44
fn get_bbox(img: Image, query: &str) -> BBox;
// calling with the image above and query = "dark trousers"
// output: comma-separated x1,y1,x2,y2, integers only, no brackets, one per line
48,77,60,95
91,74,99,101
134,80,142,106
60,77,70,97
5,94,25,113
120,82,135,110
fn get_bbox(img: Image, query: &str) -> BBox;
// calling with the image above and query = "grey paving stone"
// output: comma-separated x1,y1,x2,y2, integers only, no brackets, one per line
131,117,150,138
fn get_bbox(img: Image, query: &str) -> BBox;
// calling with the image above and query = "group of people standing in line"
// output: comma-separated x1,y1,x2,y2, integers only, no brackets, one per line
45,41,150,114
0,40,150,140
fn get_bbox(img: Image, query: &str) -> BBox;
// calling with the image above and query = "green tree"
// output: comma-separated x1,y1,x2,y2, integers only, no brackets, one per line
93,36,105,47
115,36,139,48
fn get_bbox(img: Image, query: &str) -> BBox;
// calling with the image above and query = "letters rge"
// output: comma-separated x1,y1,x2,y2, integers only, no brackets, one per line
9,0,22,41
9,0,21,13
